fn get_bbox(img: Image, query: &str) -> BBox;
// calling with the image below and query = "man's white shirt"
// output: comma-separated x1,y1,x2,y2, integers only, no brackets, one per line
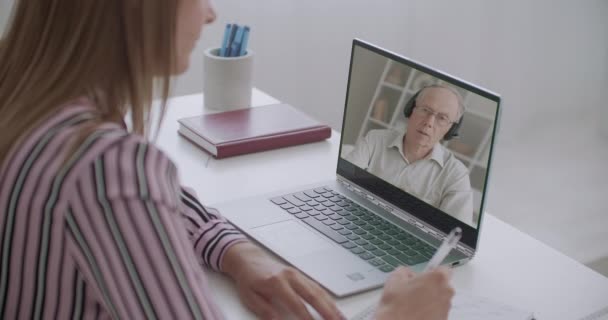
344,129,474,226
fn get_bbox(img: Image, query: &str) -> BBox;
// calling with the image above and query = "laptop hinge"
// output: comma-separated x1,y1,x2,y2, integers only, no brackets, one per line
337,177,475,257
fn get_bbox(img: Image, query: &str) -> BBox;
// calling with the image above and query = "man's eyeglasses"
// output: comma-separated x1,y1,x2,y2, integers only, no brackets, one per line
413,105,457,127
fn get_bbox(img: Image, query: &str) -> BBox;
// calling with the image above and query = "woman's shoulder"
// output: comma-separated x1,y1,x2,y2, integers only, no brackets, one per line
64,127,180,207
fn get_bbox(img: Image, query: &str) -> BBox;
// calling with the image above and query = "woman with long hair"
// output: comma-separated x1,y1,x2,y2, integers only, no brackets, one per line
0,0,454,319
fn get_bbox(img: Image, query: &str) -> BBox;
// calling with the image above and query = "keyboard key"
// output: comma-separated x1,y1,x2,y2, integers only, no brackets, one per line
345,224,358,230
404,249,418,257
342,242,357,249
378,234,392,241
336,211,350,216
352,210,366,216
382,256,402,267
329,196,341,202
354,239,368,246
386,249,401,256
378,243,391,251
314,215,328,221
284,195,306,207
338,229,352,235
358,252,375,260
361,233,375,241
394,254,410,264
385,229,399,236
307,210,321,216
344,206,358,213
395,244,409,251
344,214,357,221
330,224,344,230
350,247,365,255
369,258,385,267
353,220,367,226
316,198,329,203
294,212,309,219
408,254,426,265
346,234,360,241
323,219,336,226
379,265,395,273
421,251,433,259
377,224,390,231
368,219,381,225
280,203,294,210
394,233,409,240
335,219,349,226
370,239,384,246
362,244,376,251
387,239,401,246
287,207,301,214
270,197,287,205
329,214,342,220
311,204,325,210
313,188,327,194
371,249,387,257
301,217,347,244
294,193,313,202
322,193,334,198
329,205,343,212
353,229,367,235
321,209,334,216
304,191,320,198
300,205,313,211
336,201,350,207
370,229,384,236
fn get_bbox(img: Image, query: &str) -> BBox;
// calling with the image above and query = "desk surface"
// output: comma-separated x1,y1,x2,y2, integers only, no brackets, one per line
156,90,608,320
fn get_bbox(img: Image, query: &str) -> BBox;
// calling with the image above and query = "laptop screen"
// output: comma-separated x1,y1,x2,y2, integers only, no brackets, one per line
337,40,501,249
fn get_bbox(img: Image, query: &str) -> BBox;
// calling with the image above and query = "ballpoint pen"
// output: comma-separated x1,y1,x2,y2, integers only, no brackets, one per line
351,227,463,320
424,227,462,271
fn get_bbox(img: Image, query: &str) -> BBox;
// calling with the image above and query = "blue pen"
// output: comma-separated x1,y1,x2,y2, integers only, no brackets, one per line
230,25,245,57
219,23,233,57
225,23,239,57
238,26,250,56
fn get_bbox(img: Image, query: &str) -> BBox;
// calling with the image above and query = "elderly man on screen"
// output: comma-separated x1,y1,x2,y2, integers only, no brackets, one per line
345,84,474,225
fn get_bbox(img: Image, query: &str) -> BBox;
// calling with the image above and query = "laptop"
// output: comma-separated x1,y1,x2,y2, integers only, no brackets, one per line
213,39,501,297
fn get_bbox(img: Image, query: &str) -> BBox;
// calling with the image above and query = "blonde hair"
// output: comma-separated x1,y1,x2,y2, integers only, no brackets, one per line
0,0,177,162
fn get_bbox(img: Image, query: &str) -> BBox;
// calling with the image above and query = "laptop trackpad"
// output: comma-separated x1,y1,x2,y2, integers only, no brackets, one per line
251,220,332,259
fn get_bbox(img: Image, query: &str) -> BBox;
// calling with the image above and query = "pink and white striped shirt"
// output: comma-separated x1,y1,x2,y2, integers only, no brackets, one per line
0,100,248,319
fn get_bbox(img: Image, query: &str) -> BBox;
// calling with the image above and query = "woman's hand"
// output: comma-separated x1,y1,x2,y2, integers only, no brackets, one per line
374,267,455,320
222,242,344,320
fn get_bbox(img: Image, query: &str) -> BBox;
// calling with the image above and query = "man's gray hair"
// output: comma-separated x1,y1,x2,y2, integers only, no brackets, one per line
416,84,466,119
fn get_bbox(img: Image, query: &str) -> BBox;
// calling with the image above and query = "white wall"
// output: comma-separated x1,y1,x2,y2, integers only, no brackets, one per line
3,0,606,140
182,0,608,144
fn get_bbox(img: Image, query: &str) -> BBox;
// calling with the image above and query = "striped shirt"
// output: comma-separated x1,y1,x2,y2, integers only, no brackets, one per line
0,99,248,319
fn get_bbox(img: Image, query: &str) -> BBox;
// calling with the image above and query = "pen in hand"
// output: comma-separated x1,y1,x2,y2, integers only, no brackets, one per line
424,227,462,272
351,227,462,320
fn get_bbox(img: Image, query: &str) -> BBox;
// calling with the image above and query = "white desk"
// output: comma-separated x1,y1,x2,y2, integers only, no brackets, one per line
156,89,608,320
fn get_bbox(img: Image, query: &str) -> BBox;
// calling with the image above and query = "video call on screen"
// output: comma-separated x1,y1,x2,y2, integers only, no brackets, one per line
340,45,498,228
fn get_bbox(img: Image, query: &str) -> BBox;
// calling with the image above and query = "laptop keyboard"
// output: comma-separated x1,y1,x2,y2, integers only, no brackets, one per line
270,186,436,272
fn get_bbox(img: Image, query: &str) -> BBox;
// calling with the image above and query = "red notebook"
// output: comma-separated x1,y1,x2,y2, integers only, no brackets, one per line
177,103,332,158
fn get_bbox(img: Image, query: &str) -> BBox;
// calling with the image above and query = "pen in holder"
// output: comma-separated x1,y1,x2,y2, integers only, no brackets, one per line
203,47,254,111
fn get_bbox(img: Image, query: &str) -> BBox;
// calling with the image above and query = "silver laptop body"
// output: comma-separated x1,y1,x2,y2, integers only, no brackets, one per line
213,39,501,297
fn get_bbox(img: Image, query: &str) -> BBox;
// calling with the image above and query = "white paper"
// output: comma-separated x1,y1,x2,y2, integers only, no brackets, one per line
351,291,534,320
